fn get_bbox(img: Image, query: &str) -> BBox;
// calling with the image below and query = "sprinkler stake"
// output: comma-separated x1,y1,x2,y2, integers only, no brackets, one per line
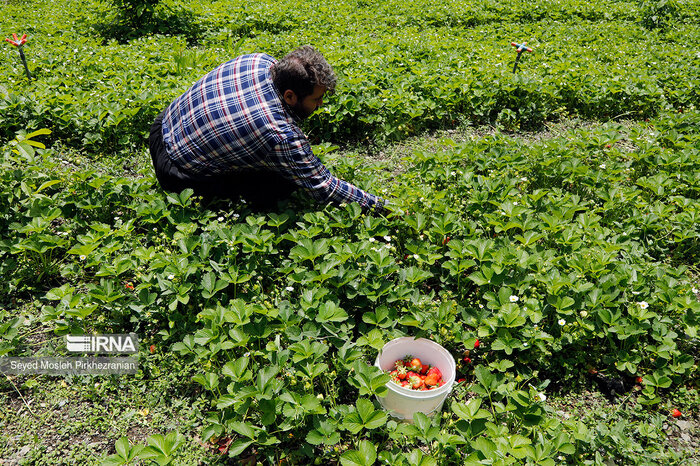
4,34,32,82
510,41,533,73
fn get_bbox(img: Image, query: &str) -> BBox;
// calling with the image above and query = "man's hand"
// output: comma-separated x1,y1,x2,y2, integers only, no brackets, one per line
377,200,404,218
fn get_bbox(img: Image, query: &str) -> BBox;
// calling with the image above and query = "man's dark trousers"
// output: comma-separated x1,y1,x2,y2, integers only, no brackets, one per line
149,111,297,209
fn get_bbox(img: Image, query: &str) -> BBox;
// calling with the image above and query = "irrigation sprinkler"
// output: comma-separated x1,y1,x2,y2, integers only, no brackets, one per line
4,33,32,82
510,41,533,73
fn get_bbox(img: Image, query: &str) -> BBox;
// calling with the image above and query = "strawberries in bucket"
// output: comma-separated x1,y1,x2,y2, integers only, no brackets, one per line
387,356,446,390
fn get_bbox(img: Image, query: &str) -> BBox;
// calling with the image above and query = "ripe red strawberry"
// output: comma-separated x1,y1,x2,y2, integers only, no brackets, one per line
149,344,155,354
442,236,450,245
457,378,466,383
672,409,682,418
395,365,408,380
408,358,422,372
216,437,233,454
426,366,442,379
420,364,429,375
463,357,472,364
409,374,424,389
424,373,440,387
474,339,480,349
635,376,643,384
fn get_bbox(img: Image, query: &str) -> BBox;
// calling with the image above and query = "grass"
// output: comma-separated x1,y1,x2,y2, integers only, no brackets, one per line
1,351,213,464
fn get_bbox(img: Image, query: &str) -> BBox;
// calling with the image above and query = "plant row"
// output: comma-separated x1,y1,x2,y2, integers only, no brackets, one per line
1,0,699,153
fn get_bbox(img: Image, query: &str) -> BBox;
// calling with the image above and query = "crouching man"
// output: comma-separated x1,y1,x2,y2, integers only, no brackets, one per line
149,45,386,211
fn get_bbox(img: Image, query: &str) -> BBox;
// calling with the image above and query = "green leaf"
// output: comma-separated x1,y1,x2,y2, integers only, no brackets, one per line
100,455,127,466
406,449,438,466
350,361,391,397
229,421,257,440
400,266,433,284
473,437,497,458
316,301,348,323
340,440,377,466
216,395,237,409
343,398,387,434
558,443,576,454
468,266,494,286
643,373,672,388
146,432,184,456
356,328,385,350
342,412,364,435
359,402,387,430
192,372,219,392
300,394,324,413
452,398,490,421
114,437,130,459
306,428,340,446
306,419,340,445
222,356,252,381
259,399,277,425
26,128,52,139
35,179,62,194
227,439,254,457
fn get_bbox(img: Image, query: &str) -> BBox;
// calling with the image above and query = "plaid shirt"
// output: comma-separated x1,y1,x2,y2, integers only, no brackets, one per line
161,53,385,208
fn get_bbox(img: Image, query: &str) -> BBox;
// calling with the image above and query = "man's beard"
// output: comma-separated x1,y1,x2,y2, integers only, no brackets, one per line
291,103,313,120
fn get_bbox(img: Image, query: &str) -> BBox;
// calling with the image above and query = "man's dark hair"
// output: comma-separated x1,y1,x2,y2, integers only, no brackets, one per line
271,45,337,99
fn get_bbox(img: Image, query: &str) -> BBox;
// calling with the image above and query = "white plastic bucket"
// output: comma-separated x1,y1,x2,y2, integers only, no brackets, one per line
374,337,456,421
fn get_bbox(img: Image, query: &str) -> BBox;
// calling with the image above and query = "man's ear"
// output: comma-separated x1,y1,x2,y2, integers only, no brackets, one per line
282,89,298,106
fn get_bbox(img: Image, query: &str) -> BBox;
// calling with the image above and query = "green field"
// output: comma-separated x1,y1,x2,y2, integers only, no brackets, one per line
1,0,699,464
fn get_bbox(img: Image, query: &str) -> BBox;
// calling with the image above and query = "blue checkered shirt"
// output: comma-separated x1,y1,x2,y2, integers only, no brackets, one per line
161,53,385,208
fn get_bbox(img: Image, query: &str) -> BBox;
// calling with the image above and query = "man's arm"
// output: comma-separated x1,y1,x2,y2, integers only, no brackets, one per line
270,135,386,209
